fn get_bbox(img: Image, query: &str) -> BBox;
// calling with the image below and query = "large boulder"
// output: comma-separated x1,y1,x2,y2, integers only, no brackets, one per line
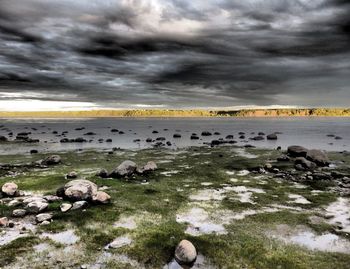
306,149,329,167
42,155,61,165
1,182,18,196
175,240,197,267
110,160,137,178
287,146,308,157
62,179,98,201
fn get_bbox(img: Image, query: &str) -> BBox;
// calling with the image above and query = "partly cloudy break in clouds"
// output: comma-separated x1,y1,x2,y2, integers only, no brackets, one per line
0,0,349,110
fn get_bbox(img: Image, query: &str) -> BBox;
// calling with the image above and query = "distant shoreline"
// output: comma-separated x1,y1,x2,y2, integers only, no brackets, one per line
0,108,349,118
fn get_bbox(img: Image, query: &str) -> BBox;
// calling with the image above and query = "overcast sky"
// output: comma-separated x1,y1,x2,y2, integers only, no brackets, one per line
0,0,349,110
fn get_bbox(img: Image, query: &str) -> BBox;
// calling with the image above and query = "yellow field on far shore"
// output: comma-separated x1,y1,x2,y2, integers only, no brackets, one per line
0,108,349,118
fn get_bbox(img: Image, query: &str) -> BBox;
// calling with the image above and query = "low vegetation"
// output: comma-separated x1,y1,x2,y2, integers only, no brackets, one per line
0,146,349,268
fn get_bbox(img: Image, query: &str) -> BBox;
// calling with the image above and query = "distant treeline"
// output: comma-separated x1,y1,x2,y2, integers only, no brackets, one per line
0,108,349,118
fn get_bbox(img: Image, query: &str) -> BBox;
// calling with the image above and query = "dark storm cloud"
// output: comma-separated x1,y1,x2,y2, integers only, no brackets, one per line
0,0,349,109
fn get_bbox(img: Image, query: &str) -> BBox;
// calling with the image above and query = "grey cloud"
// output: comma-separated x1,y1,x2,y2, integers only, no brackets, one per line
0,0,349,109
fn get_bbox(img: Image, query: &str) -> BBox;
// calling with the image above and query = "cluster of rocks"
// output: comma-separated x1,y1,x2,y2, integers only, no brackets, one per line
97,160,157,179
1,182,59,225
287,145,330,170
250,132,278,141
1,177,111,227
242,145,350,192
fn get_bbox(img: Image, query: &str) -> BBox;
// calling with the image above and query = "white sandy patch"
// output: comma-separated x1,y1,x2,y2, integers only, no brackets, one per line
268,225,350,254
189,189,226,201
325,197,350,233
160,170,180,177
288,194,311,204
237,170,250,176
176,207,227,236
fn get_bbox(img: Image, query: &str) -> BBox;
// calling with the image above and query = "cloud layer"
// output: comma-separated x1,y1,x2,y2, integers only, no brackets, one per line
0,0,349,109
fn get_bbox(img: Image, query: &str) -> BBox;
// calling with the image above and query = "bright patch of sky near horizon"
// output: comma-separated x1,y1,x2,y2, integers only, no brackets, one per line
0,0,349,110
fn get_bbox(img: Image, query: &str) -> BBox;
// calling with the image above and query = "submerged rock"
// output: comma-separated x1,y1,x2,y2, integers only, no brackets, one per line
175,240,197,267
267,133,278,140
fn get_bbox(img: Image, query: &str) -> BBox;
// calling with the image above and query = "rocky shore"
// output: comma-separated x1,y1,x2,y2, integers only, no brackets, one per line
0,138,349,268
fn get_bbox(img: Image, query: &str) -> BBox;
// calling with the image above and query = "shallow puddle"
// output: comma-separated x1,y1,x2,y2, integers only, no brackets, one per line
189,189,226,201
0,230,29,246
288,194,311,204
269,225,350,254
113,216,137,230
176,207,227,236
325,197,350,233
41,229,79,245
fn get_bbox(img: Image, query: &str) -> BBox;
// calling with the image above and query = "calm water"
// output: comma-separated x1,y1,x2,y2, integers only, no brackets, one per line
0,117,348,155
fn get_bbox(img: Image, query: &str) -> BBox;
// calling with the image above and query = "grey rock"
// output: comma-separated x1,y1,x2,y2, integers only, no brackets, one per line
295,157,317,170
287,145,308,157
110,160,137,178
175,240,197,267
36,213,53,223
1,182,18,196
12,209,27,217
63,179,98,201
306,149,329,167
72,201,88,210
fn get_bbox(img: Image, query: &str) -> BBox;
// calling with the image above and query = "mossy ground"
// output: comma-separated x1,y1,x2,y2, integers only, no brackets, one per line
0,146,349,268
